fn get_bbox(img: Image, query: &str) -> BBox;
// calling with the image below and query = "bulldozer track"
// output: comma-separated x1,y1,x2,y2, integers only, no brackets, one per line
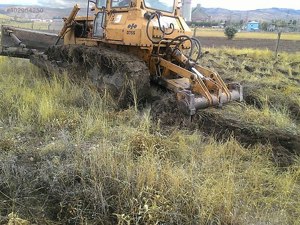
30,44,151,108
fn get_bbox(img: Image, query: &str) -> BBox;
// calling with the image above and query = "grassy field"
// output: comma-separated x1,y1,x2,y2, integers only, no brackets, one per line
0,14,11,20
194,28,300,41
0,19,50,30
0,49,299,224
201,48,300,127
0,13,50,31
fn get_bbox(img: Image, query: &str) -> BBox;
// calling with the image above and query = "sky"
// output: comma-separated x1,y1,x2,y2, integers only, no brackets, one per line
197,0,300,10
0,0,86,8
1,0,300,10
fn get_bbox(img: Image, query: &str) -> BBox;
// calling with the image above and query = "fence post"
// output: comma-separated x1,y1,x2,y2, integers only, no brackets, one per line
275,31,282,58
193,27,198,37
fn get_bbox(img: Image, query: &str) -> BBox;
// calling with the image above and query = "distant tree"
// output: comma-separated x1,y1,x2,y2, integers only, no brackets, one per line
224,26,238,40
260,22,268,31
190,21,219,27
292,20,297,26
275,20,287,28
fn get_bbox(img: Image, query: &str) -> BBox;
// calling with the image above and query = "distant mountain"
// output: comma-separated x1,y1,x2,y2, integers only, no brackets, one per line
0,4,300,22
199,7,300,22
0,5,86,20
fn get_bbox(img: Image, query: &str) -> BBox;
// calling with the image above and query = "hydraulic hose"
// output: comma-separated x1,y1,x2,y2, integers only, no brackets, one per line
145,11,175,44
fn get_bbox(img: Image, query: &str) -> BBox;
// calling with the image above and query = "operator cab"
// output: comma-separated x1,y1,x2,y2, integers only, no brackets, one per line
94,0,176,13
92,0,179,39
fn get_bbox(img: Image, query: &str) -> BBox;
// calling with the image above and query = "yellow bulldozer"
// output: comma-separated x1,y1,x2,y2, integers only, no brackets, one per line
0,0,243,115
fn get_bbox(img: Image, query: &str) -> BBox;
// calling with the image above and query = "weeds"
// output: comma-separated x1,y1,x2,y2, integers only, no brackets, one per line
201,48,300,122
0,55,299,225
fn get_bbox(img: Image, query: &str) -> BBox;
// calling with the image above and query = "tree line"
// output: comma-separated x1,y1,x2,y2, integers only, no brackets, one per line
188,19,299,31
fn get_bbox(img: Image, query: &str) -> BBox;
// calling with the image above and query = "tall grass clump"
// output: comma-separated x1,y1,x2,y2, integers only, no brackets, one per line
0,57,110,132
0,56,299,225
216,102,299,134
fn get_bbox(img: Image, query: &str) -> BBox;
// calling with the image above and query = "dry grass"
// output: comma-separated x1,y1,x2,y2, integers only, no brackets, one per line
0,55,300,224
201,48,300,122
203,102,299,135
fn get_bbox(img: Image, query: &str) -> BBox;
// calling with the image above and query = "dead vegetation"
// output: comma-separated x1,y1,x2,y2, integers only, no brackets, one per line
152,48,300,163
201,49,300,149
0,50,300,224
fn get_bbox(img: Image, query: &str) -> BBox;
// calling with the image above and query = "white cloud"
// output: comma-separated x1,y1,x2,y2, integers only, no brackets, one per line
1,0,300,10
36,0,87,8
0,0,87,7
197,0,300,10
0,0,38,5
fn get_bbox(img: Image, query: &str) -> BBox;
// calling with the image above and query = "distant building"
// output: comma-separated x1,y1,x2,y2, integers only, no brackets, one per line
267,24,276,32
191,4,210,22
247,21,260,31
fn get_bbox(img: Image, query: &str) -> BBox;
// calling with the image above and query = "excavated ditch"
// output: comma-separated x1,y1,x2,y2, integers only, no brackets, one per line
150,94,300,166
30,45,299,165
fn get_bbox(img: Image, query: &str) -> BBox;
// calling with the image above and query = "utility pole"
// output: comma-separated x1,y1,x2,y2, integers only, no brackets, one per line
275,31,282,58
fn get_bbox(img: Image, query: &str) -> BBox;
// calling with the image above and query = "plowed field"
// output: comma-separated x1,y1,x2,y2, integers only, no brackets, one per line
199,36,300,52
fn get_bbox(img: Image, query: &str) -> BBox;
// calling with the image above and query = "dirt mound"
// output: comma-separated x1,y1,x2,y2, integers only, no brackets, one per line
196,110,300,166
151,98,300,166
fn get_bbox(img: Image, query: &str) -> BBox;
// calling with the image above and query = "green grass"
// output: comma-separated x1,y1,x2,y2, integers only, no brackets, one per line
194,28,300,41
0,15,50,31
0,20,50,30
0,13,11,20
0,55,300,224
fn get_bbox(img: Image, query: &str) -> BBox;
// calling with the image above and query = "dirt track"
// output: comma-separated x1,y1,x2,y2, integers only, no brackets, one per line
198,36,300,53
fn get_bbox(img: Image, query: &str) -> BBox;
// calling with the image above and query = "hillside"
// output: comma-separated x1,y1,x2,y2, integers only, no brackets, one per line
200,7,300,22
0,5,86,19
0,4,300,21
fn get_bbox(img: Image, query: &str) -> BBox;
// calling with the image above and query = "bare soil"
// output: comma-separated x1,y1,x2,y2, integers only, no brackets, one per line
198,36,300,53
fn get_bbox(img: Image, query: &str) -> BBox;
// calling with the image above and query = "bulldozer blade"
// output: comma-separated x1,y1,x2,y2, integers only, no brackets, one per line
0,25,61,58
176,83,243,116
158,58,243,115
193,83,243,109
